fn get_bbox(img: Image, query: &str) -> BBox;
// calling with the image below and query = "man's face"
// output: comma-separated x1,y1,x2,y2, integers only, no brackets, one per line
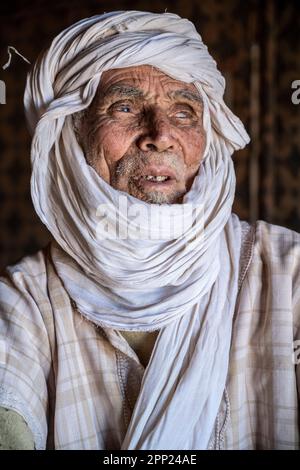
81,65,206,204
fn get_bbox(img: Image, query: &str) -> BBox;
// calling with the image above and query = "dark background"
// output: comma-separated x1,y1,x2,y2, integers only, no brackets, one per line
0,0,300,270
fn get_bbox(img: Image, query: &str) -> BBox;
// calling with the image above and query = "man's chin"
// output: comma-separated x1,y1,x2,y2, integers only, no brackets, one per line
113,178,185,204
128,188,184,204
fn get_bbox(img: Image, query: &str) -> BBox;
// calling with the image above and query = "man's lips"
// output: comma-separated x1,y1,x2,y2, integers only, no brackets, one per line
131,166,178,191
133,166,177,183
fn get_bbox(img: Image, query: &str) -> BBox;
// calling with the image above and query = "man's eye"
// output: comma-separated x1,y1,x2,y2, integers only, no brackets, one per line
111,103,133,113
174,110,195,121
118,105,131,113
174,111,193,119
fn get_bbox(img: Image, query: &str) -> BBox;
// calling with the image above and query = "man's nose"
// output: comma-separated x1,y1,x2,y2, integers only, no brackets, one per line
136,114,175,153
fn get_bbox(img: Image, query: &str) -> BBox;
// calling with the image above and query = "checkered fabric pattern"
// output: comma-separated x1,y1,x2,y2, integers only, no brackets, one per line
0,220,299,449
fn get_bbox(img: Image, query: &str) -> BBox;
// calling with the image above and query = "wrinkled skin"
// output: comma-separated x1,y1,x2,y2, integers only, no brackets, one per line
79,65,206,204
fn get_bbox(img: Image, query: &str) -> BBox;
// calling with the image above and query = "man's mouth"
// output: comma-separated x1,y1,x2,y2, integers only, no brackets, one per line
142,175,171,182
133,166,177,188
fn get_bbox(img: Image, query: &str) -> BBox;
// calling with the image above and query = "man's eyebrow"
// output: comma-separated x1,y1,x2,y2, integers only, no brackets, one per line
99,84,203,106
101,84,145,100
168,89,203,105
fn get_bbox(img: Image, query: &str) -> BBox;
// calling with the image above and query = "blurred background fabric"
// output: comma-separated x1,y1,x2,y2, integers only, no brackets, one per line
0,0,300,270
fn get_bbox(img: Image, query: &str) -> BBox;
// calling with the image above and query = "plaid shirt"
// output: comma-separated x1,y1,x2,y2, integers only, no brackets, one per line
0,220,299,449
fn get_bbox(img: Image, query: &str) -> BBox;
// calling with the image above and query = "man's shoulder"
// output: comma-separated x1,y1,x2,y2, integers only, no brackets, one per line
253,219,300,254
0,242,52,298
245,220,300,284
254,219,300,238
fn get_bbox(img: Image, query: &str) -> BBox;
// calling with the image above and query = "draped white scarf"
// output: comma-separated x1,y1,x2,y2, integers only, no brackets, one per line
24,10,250,449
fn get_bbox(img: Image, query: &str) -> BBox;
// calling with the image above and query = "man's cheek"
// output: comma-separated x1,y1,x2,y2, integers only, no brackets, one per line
101,127,131,159
188,139,206,164
185,147,202,166
103,143,126,164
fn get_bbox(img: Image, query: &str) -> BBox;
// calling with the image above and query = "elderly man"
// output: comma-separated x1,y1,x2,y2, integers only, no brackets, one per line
0,10,299,450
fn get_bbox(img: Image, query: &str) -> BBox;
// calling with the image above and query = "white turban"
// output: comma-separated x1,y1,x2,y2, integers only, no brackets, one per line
24,10,250,450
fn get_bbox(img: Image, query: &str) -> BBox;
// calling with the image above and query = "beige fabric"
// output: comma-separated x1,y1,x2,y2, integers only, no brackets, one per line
0,219,300,449
0,327,156,449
